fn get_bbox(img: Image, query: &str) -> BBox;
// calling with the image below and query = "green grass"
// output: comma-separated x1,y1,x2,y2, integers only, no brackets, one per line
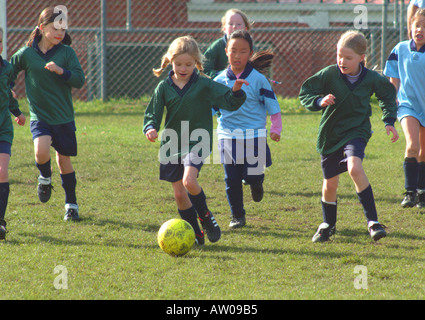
1,96,425,300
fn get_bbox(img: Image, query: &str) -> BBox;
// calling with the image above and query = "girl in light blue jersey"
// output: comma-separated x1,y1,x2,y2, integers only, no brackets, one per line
384,8,425,208
214,30,281,228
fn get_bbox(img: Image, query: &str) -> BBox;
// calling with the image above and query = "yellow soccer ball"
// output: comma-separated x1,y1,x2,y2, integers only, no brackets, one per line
158,219,195,256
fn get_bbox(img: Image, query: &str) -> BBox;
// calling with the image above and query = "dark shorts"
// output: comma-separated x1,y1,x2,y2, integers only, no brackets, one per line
30,120,77,156
159,152,204,183
321,138,366,179
0,141,12,156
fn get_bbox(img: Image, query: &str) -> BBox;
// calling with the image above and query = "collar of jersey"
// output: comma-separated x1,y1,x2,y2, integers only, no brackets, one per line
226,62,253,80
167,69,199,97
410,39,425,53
32,36,61,61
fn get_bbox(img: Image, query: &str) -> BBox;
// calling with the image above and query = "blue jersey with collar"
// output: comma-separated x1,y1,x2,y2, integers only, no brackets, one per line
214,63,281,139
384,40,425,125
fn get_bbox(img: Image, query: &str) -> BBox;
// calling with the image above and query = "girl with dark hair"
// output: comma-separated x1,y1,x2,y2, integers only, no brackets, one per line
214,30,281,229
11,6,85,222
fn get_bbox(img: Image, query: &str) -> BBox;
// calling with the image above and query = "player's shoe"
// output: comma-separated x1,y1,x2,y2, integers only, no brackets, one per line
229,215,246,229
0,220,7,240
401,191,417,208
199,211,221,243
368,221,386,242
312,222,336,243
37,176,53,203
417,190,425,208
195,231,205,246
250,183,264,202
64,203,80,222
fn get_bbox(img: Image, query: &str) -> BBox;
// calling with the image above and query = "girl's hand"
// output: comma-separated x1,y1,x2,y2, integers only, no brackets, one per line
320,94,335,107
15,113,26,126
270,132,280,142
145,128,158,142
386,125,399,143
232,79,249,92
45,61,64,75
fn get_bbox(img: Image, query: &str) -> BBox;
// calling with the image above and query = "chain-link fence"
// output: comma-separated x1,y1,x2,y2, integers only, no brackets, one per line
2,0,410,101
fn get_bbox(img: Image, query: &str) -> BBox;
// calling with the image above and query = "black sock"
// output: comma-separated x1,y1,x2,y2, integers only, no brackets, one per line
404,157,418,192
321,200,337,227
357,184,378,222
0,182,9,221
178,206,202,237
61,172,77,204
36,160,52,178
418,162,425,190
188,189,209,220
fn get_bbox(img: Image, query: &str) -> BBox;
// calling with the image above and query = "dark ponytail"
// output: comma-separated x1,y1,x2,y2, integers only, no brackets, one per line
227,30,274,76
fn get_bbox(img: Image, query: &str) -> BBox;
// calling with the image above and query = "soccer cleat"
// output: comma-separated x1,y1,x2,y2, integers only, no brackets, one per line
417,190,425,208
229,215,246,229
401,191,417,208
64,203,80,222
368,221,387,242
0,219,7,240
312,222,336,243
199,211,221,243
37,176,53,203
250,183,264,202
195,231,205,246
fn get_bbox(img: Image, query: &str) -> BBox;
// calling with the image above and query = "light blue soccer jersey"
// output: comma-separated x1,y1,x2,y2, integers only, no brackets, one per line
214,63,281,139
411,0,425,8
384,40,425,126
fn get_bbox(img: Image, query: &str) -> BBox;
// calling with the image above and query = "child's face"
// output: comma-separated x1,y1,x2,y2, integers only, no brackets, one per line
224,13,247,38
412,15,425,49
171,53,196,83
225,38,253,75
40,23,66,47
337,46,365,76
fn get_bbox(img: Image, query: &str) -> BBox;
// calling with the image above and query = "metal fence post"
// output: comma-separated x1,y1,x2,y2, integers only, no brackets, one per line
381,0,388,73
100,0,107,101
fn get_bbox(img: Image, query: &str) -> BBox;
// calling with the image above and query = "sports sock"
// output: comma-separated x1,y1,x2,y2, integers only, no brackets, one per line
0,182,9,221
188,189,209,220
178,206,202,236
417,162,425,190
61,171,77,204
404,157,418,192
357,184,378,222
36,160,52,178
321,199,337,227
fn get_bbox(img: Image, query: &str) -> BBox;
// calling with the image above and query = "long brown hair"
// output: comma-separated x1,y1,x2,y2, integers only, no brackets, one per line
26,6,72,47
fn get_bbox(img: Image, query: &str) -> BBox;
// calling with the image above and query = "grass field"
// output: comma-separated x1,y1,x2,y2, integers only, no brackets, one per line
1,96,425,301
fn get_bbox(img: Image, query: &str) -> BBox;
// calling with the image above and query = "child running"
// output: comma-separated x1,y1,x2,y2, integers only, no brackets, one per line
0,27,26,239
143,35,247,245
11,6,85,221
214,30,281,228
203,8,251,78
299,30,399,243
384,8,425,208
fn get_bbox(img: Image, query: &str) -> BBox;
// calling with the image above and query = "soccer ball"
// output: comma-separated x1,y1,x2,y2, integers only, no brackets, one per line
157,219,195,256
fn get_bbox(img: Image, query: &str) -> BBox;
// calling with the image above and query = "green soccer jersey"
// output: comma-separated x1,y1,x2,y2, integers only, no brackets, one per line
299,64,397,155
0,56,20,145
203,36,228,78
11,40,85,125
143,70,246,162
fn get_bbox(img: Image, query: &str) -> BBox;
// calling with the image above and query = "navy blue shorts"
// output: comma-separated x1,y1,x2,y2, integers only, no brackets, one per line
0,141,12,156
159,152,204,182
321,138,366,179
30,120,77,156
